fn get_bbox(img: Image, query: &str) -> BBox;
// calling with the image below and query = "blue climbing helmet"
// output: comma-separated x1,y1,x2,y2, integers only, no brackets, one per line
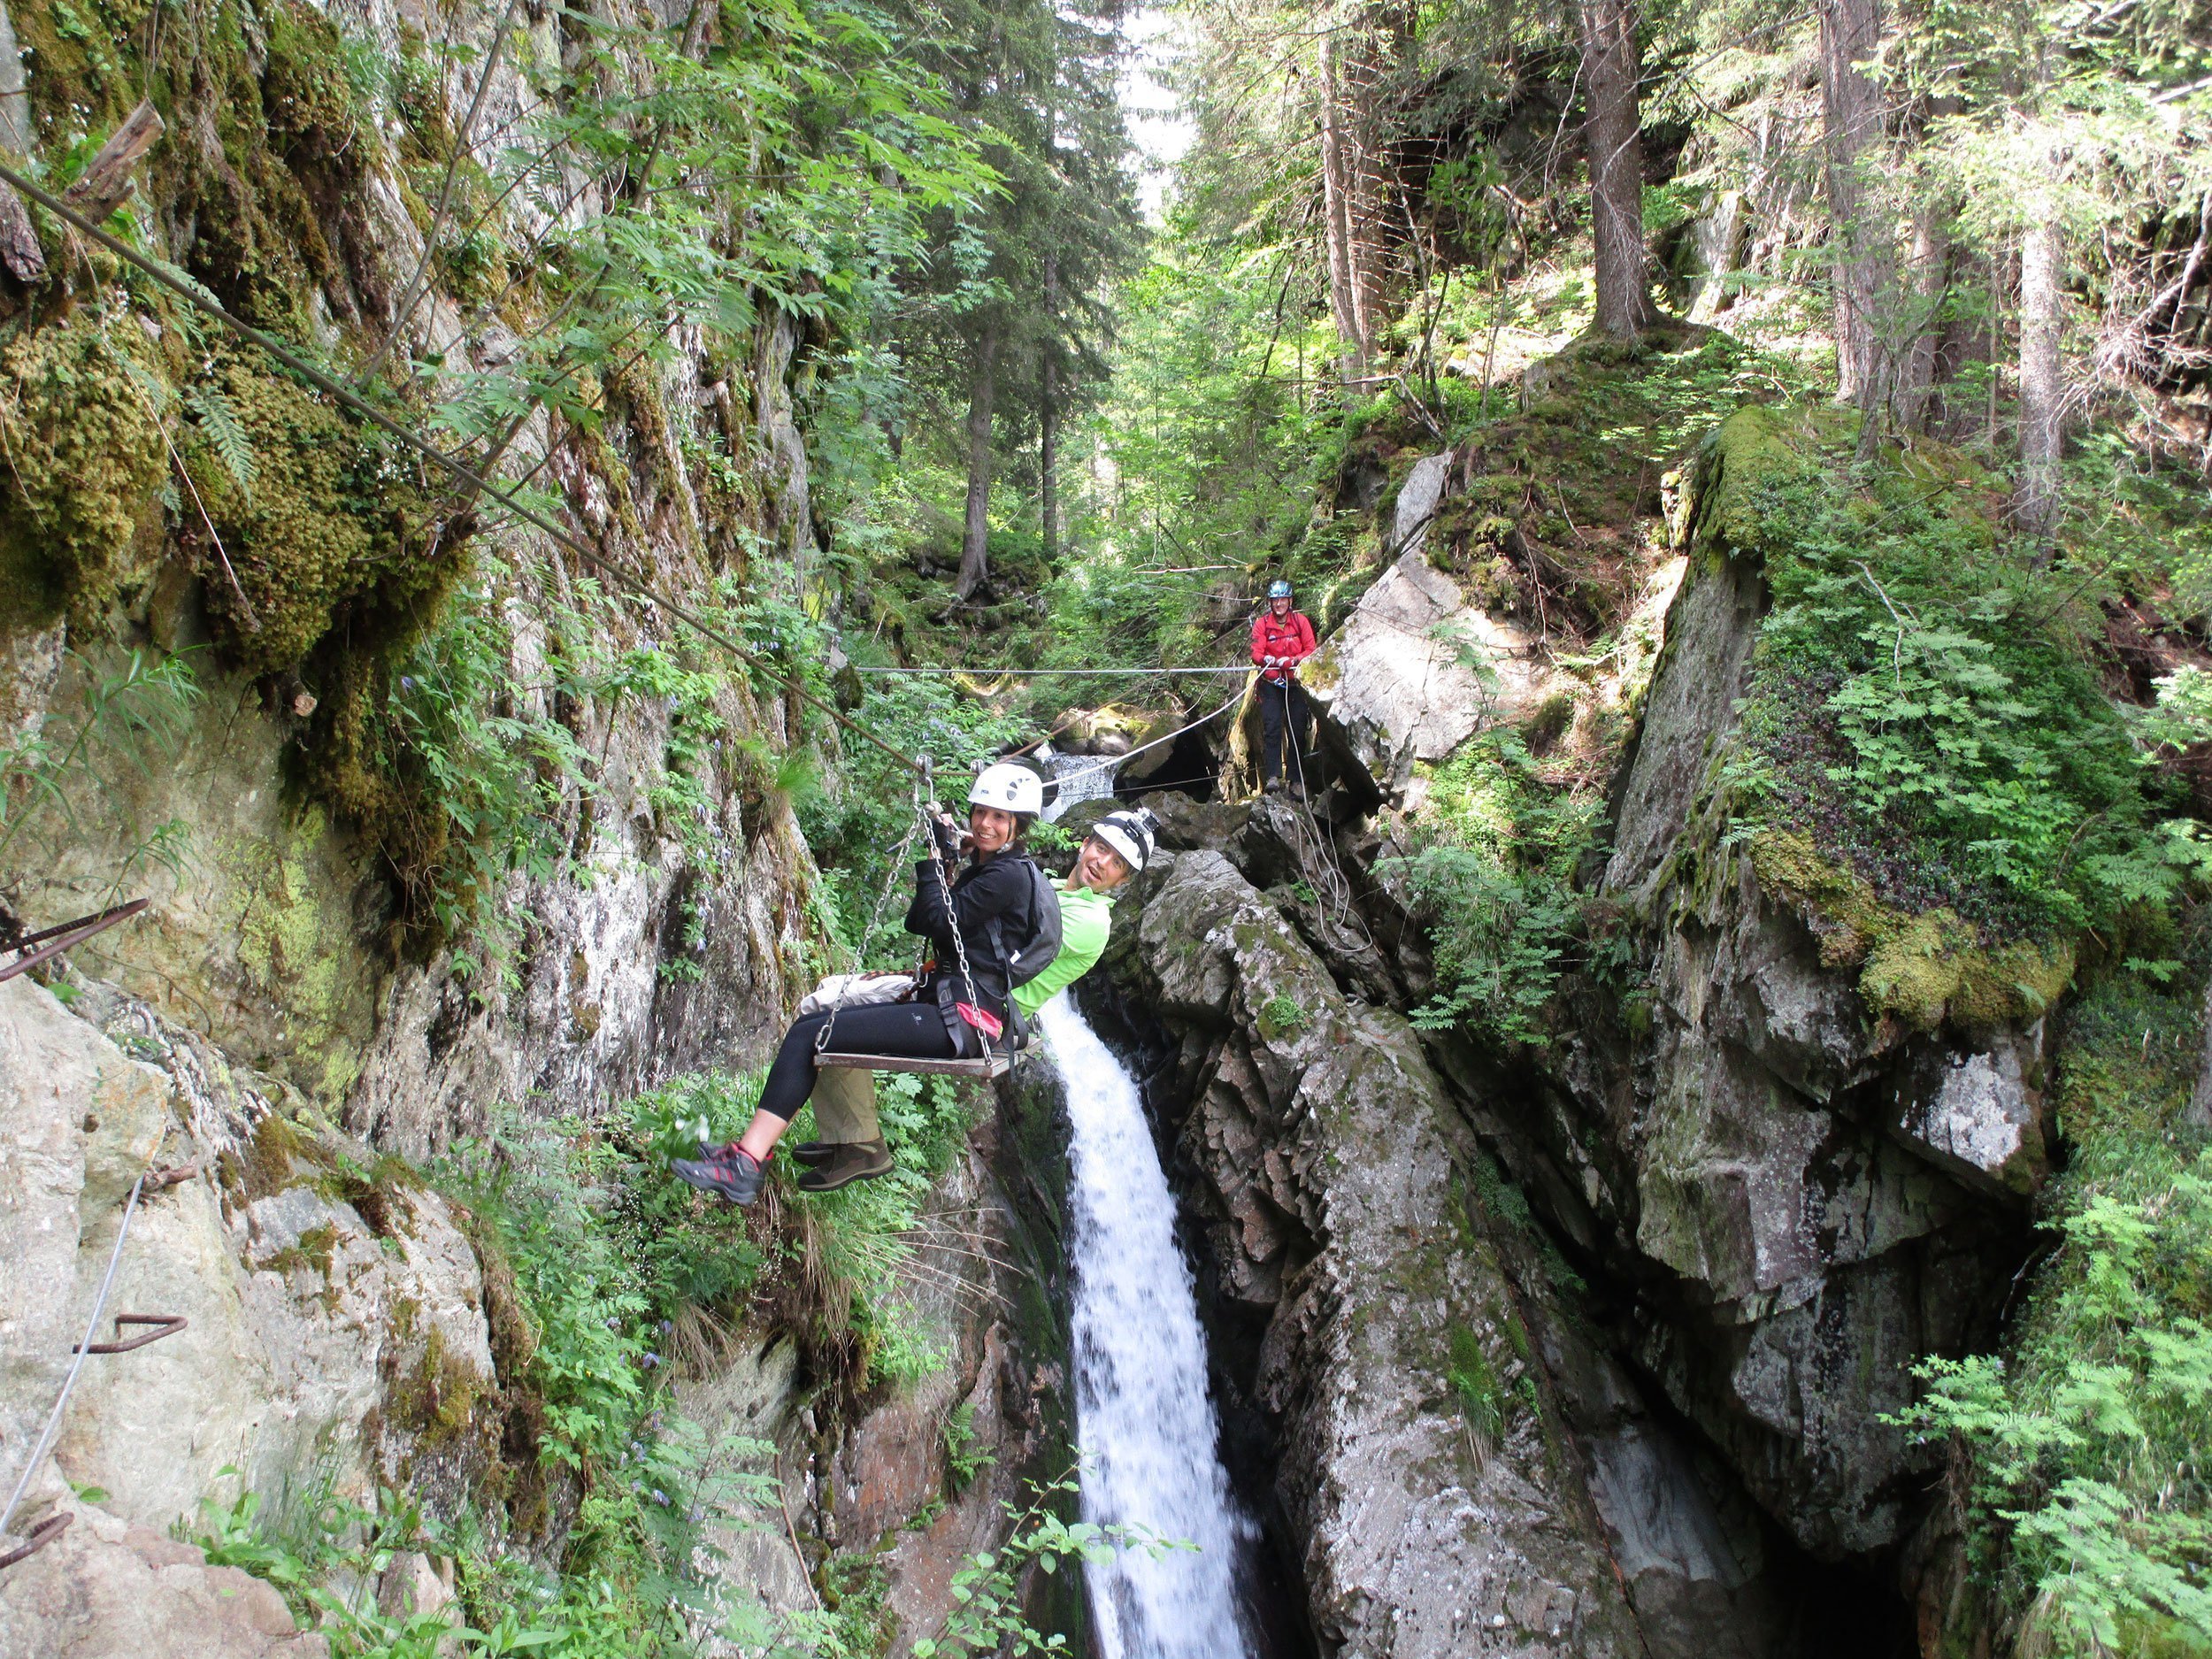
1267,580,1294,600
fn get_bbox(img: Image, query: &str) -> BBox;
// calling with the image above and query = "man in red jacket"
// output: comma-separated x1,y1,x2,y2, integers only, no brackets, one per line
1250,579,1317,797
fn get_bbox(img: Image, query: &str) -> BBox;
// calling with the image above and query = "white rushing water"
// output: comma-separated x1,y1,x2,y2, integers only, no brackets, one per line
1038,995,1255,1659
1039,743,1120,822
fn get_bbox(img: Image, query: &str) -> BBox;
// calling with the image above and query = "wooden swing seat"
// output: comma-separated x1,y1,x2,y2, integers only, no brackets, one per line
814,1050,1013,1080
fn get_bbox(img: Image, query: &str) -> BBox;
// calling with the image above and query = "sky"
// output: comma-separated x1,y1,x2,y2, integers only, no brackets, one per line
1123,7,1196,221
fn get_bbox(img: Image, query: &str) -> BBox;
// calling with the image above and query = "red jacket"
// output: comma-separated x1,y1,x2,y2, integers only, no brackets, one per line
1251,610,1317,684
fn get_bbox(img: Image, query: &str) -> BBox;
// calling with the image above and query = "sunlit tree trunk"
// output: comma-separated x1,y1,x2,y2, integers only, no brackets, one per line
1819,0,1900,449
2016,218,2065,554
1318,33,1366,373
956,325,1002,602
1578,0,1654,339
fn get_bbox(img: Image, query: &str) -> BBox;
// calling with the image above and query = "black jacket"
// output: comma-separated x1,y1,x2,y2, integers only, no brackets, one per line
904,848,1039,1032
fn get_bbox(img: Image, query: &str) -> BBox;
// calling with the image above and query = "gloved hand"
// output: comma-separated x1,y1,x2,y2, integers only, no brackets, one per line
929,810,965,859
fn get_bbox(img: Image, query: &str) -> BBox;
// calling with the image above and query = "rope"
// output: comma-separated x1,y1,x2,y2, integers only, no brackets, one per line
0,158,924,781
1042,684,1252,793
0,1169,150,1539
849,666,1249,677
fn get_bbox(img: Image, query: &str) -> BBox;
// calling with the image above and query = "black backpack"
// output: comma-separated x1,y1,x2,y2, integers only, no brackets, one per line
990,856,1064,990
979,856,1062,1045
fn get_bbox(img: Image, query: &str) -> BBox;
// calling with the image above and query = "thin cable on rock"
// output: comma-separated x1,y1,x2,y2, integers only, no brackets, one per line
0,1170,151,1540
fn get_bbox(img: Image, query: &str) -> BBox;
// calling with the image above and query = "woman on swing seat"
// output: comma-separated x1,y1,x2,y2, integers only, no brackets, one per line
673,763,1055,1208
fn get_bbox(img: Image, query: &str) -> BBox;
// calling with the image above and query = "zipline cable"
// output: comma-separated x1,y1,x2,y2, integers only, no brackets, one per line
1044,685,1251,792
0,158,925,780
4,161,1277,818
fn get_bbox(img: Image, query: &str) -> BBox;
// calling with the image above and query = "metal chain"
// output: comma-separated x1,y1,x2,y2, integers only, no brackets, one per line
815,757,932,1060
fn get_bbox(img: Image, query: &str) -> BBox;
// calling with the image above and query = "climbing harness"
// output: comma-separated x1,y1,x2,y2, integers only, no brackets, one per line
810,757,1014,1081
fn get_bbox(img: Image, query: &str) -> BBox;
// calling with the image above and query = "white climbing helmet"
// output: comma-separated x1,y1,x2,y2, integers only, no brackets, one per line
1089,808,1156,874
968,762,1045,816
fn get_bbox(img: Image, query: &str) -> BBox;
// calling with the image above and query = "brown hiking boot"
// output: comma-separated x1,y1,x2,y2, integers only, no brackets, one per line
796,1138,895,1194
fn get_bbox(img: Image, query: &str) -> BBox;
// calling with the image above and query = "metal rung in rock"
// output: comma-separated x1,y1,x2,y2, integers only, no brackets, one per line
815,1051,1011,1080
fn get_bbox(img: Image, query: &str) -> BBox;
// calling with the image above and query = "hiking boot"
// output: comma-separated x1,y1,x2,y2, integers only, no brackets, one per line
790,1141,837,1167
1288,781,1309,801
796,1138,895,1194
672,1146,766,1207
1263,779,1284,795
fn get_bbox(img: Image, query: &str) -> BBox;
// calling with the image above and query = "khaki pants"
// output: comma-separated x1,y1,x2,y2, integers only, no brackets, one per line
810,1063,881,1145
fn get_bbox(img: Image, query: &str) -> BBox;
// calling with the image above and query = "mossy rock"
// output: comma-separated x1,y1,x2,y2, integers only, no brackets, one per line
1750,830,2076,1033
184,345,451,674
0,307,169,632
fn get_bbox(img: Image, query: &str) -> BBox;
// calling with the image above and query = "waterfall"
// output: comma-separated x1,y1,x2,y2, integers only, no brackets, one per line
1038,995,1255,1659
1039,743,1120,822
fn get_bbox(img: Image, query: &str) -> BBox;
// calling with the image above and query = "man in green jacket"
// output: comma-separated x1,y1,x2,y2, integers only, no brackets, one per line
793,808,1156,1192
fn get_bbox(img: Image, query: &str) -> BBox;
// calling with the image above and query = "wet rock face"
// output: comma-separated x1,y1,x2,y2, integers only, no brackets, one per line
1525,538,2040,1562
1108,850,1647,1659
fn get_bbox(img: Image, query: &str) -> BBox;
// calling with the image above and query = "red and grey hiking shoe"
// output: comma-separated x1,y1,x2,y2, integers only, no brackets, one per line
672,1145,766,1207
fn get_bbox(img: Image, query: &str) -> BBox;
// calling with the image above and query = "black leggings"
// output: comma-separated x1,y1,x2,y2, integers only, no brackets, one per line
1257,677,1310,786
756,1002,957,1123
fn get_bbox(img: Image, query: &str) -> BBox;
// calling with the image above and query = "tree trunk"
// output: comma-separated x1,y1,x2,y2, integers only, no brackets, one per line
1317,34,1365,373
1818,0,1899,446
954,325,1002,603
1341,26,1390,360
1041,253,1059,565
2016,219,2065,554
1578,0,1654,339
1894,196,1949,433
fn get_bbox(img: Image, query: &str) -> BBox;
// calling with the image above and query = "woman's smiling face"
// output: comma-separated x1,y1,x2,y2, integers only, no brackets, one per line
969,804,1017,855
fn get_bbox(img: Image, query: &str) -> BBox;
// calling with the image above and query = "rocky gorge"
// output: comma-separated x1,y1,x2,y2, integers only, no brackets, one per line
0,0,2200,1649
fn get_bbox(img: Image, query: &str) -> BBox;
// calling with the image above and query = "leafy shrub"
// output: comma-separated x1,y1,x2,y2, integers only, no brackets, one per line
1893,957,2212,1657
1386,729,1601,1045
1733,467,2198,933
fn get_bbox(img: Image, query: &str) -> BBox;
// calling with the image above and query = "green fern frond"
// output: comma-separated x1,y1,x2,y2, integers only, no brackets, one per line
186,384,257,496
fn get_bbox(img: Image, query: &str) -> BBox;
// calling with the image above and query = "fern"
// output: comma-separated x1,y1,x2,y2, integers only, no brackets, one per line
186,382,257,495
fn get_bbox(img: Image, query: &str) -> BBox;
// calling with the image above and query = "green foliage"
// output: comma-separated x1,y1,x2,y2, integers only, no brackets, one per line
943,1400,995,1494
1891,950,2212,1658
334,557,600,979
908,1471,1177,1659
1734,459,2194,933
1448,1326,1507,1443
1896,1150,2212,1655
1386,729,1602,1047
